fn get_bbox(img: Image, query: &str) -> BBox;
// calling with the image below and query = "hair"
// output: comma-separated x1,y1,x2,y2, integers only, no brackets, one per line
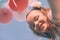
26,7,48,19
26,7,58,40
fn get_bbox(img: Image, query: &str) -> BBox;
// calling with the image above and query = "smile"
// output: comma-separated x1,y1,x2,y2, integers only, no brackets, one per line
35,21,45,32
39,20,45,27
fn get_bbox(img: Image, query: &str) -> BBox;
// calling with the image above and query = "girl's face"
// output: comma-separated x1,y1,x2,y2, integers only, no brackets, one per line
27,10,49,33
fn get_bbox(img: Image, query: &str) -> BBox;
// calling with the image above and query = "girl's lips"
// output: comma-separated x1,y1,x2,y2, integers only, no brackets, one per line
36,22,45,31
34,21,46,32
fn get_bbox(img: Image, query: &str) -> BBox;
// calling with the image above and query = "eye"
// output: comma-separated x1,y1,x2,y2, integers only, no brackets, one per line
34,16,39,21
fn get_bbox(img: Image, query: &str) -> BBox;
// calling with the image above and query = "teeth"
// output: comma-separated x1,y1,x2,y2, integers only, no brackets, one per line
39,22,41,25
43,26,47,31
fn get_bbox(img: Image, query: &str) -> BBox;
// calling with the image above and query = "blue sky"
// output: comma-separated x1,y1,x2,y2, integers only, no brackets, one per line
0,0,50,40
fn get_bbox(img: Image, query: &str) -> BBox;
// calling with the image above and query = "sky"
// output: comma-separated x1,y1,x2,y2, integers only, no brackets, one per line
0,0,50,40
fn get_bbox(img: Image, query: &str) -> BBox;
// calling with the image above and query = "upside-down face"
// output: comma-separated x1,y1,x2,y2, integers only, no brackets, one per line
27,10,49,32
26,7,56,39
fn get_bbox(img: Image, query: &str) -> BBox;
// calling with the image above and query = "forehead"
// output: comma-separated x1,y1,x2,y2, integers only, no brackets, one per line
27,10,44,22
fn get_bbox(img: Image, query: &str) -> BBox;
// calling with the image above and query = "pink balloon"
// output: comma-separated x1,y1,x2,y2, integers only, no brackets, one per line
0,8,13,24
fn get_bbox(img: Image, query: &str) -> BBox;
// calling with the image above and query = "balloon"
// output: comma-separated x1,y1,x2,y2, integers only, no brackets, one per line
9,0,28,12
2,0,29,22
2,0,38,22
0,8,13,24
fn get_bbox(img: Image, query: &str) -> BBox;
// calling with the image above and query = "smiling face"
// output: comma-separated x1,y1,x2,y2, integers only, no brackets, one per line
26,7,57,39
26,9,50,33
26,8,56,39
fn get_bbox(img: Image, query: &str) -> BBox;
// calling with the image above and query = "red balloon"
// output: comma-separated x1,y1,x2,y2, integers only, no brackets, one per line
0,8,13,24
9,0,28,12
